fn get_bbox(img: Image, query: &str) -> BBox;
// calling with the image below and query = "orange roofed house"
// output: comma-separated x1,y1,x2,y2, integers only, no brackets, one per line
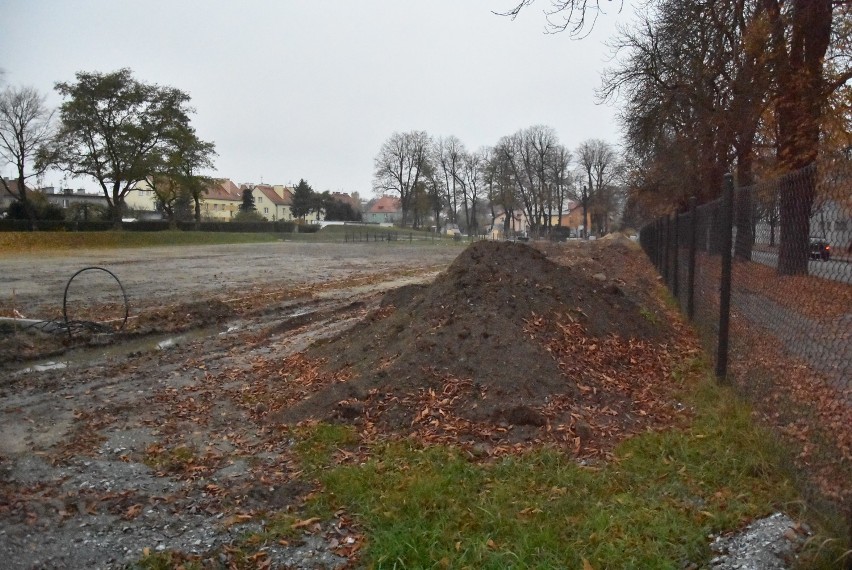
200,179,242,220
364,196,401,225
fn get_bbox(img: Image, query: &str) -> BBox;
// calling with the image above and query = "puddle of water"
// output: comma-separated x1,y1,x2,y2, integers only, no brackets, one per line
13,325,222,375
19,361,69,373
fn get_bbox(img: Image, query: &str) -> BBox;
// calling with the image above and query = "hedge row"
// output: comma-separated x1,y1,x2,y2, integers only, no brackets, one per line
0,219,321,233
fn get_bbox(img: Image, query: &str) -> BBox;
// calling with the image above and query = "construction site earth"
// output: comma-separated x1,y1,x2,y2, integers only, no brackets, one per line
0,238,819,569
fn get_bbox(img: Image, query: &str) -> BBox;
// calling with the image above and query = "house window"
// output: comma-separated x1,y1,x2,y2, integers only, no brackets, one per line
264,207,269,214
257,196,262,203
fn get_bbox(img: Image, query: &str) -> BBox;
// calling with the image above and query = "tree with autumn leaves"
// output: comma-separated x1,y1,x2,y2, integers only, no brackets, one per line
48,68,215,228
511,0,851,275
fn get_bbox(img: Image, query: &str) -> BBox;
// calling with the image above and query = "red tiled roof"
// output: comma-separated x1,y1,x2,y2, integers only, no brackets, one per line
1,178,32,196
204,179,241,201
368,196,401,213
278,187,294,205
254,184,288,206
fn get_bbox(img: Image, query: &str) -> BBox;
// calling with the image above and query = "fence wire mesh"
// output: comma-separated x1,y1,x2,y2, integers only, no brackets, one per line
640,161,851,531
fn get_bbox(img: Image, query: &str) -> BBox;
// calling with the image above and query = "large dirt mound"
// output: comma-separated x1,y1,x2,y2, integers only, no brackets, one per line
274,241,681,451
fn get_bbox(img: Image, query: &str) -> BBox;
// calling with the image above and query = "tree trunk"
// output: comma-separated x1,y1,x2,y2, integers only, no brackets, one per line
110,184,124,229
15,175,39,231
768,0,832,275
778,164,815,274
734,144,755,261
194,198,201,230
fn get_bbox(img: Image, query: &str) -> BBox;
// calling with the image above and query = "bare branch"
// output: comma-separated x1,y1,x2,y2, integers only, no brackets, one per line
495,0,623,37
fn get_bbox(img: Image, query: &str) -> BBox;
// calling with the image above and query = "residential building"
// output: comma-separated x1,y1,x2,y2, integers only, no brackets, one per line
0,179,30,212
250,184,290,221
364,196,402,224
42,187,109,212
124,181,161,219
3,183,108,213
201,179,242,220
331,192,360,212
550,202,590,237
488,207,529,239
811,198,852,252
755,197,852,252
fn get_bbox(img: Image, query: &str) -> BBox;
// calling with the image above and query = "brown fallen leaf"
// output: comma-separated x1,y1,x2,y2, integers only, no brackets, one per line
291,516,321,530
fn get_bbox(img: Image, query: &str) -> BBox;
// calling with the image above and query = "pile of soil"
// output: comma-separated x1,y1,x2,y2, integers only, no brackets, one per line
277,240,680,450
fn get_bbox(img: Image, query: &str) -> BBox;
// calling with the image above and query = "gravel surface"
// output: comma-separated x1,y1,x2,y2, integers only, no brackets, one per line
0,241,461,569
710,512,811,570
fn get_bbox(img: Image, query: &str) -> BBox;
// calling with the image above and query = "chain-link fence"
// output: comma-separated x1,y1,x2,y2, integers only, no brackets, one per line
640,162,851,536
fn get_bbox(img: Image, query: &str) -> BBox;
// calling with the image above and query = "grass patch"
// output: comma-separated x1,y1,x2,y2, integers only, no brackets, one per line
143,444,197,474
0,226,469,254
294,423,359,474
0,230,283,254
639,305,660,325
300,361,845,568
134,551,202,570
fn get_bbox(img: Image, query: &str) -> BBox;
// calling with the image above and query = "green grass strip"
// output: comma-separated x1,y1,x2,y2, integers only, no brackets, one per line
300,368,845,569
0,230,284,253
0,226,467,253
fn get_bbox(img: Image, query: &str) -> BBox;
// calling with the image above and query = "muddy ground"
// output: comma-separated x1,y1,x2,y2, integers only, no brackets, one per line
0,241,461,569
0,238,805,569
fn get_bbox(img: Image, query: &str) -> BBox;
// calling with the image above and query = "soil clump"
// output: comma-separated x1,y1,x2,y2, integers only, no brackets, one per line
279,240,680,452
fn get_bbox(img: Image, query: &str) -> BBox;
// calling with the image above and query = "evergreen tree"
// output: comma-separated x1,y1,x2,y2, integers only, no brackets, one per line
240,187,256,212
290,179,314,221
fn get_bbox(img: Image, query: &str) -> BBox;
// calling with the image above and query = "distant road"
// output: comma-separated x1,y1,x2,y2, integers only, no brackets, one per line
751,250,852,284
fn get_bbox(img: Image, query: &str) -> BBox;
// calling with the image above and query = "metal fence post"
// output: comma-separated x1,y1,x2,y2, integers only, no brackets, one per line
662,215,670,287
687,197,697,321
716,174,734,381
672,213,680,300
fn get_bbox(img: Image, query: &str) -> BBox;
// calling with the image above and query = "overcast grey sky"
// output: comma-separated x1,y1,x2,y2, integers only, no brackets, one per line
1,0,635,196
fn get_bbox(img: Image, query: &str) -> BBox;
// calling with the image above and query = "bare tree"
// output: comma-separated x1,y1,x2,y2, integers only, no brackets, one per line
548,144,573,229
497,126,561,236
529,125,559,232
600,0,774,258
433,135,465,227
763,0,851,274
575,139,619,237
597,0,849,272
373,131,431,227
456,148,489,234
497,0,622,37
0,86,55,229
485,145,522,236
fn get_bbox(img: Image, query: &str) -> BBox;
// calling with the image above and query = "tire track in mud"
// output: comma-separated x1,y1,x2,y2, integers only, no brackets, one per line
0,260,448,569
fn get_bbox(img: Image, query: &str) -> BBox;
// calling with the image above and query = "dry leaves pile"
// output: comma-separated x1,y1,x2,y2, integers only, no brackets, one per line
729,316,852,503
687,252,851,506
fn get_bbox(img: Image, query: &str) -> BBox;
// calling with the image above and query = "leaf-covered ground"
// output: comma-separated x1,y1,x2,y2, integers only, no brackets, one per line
0,238,847,569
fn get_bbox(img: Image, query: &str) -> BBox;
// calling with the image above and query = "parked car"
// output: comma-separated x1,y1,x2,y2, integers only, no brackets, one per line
809,237,831,261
